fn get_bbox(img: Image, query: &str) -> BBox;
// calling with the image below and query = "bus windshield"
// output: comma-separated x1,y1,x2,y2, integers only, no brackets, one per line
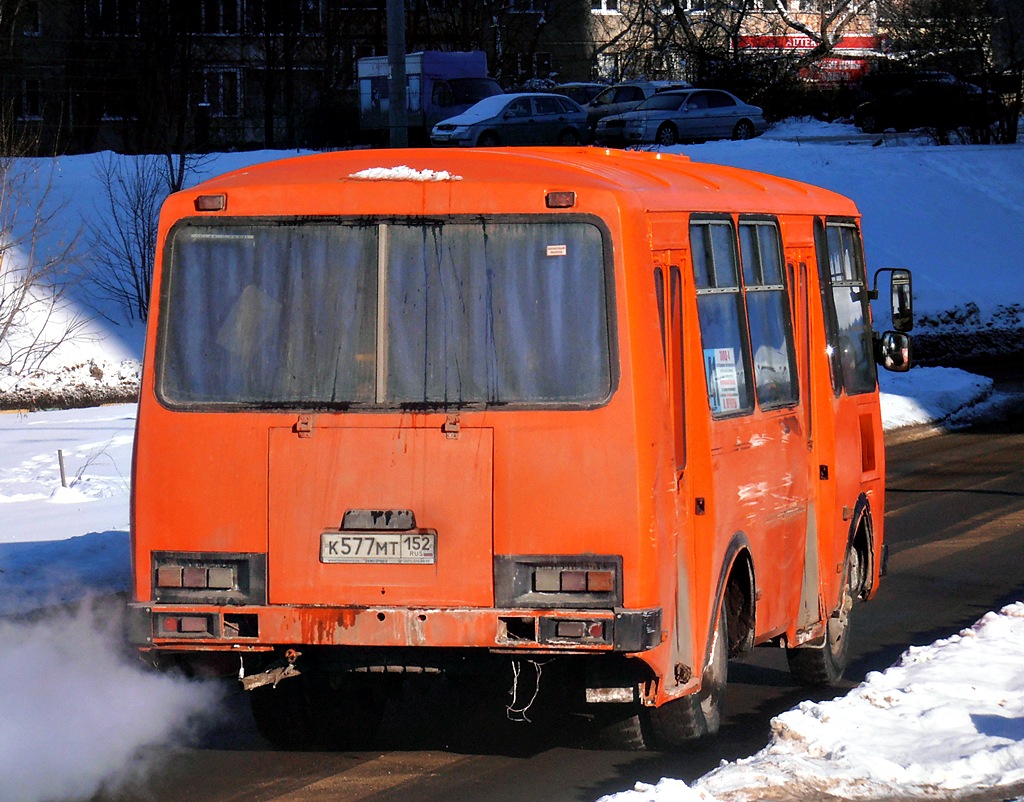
158,219,613,409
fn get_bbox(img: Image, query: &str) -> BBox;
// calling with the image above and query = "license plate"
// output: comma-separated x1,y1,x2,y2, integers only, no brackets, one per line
320,531,436,564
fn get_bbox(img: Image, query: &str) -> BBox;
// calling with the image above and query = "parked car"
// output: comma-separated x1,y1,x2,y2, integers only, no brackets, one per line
547,82,606,106
582,80,690,138
852,78,1003,134
431,92,589,147
595,88,767,146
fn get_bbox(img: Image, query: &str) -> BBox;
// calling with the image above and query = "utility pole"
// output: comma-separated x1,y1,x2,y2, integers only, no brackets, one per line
386,0,408,147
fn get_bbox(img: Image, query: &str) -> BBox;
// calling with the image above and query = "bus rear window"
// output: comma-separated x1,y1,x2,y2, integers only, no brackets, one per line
157,219,613,409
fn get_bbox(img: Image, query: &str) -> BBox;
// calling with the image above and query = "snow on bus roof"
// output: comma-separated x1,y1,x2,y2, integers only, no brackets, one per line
348,165,463,182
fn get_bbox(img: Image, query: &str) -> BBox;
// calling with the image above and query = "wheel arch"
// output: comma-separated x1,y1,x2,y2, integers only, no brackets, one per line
848,492,876,600
655,120,679,143
732,118,756,139
476,129,501,146
709,533,756,664
556,126,582,145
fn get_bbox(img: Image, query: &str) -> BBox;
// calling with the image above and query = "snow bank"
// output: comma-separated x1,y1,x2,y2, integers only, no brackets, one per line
879,366,994,429
601,603,1024,802
0,357,140,410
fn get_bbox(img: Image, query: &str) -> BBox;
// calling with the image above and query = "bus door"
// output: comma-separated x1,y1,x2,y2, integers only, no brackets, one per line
652,234,701,691
813,218,883,614
689,216,807,638
784,243,827,637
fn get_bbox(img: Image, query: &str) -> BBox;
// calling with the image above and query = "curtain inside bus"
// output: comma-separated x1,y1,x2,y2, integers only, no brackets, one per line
159,219,612,408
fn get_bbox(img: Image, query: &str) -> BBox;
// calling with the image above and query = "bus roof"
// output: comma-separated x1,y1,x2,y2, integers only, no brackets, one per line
181,147,860,219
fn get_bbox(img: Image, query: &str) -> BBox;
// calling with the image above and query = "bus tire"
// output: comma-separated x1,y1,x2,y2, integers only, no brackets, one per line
646,610,727,747
787,548,858,686
249,679,312,750
250,675,385,750
592,707,648,750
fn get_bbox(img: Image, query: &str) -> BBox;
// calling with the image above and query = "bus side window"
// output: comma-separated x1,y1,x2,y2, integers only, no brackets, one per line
689,219,753,416
814,219,877,396
739,220,799,409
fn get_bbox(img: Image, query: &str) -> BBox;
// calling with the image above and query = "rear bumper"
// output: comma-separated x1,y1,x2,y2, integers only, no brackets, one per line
128,602,663,655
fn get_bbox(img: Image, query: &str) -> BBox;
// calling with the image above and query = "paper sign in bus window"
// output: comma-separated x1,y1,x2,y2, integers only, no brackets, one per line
705,347,741,413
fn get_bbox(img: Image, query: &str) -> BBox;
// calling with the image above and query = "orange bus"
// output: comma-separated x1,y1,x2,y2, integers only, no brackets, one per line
128,147,912,749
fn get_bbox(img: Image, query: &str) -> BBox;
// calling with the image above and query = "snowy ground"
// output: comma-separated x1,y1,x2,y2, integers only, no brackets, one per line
0,368,1015,802
0,121,1023,801
603,603,1024,802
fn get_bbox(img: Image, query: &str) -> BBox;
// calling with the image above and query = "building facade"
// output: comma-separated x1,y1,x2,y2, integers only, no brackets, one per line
0,0,602,154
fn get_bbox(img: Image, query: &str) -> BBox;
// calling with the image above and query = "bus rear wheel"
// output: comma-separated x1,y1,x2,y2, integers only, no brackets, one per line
250,674,385,750
787,548,859,686
646,610,727,747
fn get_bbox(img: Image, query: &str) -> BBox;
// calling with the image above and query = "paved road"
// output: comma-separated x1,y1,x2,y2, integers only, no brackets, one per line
101,392,1024,802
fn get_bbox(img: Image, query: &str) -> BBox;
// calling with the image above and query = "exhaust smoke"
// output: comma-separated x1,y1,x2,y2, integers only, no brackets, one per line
0,599,224,802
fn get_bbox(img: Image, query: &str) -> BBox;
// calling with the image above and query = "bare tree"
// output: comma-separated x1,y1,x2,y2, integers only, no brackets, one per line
602,0,798,96
878,0,1020,143
87,155,166,324
0,115,87,379
764,0,878,68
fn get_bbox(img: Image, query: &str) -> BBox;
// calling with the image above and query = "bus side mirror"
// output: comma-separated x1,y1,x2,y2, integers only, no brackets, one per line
871,268,914,333
876,330,912,372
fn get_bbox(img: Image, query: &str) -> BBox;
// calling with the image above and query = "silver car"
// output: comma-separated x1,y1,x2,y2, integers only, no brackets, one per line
596,89,768,146
582,80,690,140
430,93,588,147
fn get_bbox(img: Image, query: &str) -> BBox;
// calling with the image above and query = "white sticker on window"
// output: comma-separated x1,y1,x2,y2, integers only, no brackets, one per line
546,244,568,257
705,347,741,413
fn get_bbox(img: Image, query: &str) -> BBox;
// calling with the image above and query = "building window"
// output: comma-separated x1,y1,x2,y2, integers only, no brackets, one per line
172,1,240,34
192,69,240,117
203,0,240,33
18,79,42,120
245,0,322,33
99,79,136,120
84,0,140,36
21,0,41,34
591,0,620,13
511,0,545,12
596,52,621,81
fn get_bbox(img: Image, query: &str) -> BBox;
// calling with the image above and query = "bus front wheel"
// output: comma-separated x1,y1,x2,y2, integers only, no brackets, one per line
787,548,859,686
646,609,727,747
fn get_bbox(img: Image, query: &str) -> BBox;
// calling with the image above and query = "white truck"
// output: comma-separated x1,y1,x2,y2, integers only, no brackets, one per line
358,51,502,143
